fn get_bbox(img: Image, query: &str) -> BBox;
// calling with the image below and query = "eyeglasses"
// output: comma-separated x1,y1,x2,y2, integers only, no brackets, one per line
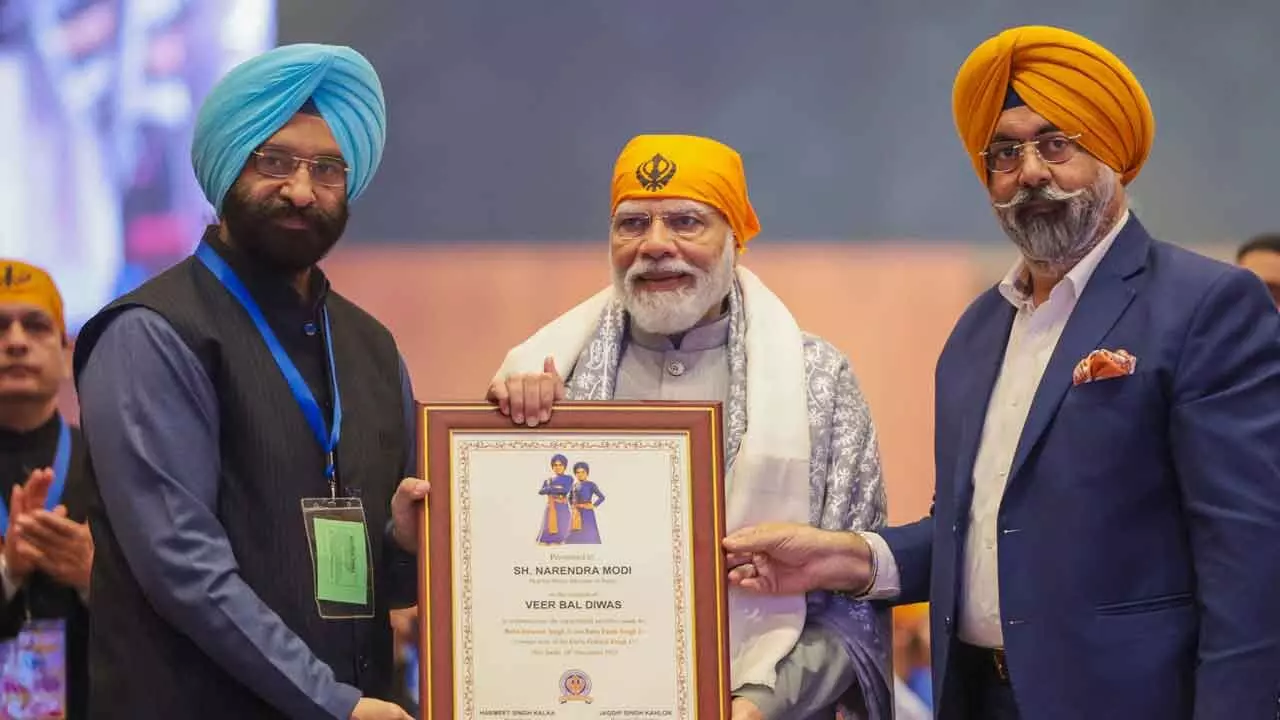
611,210,715,240
251,147,349,187
979,133,1083,174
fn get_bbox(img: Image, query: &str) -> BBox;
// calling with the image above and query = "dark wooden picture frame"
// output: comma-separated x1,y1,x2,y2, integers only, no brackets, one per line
417,401,730,720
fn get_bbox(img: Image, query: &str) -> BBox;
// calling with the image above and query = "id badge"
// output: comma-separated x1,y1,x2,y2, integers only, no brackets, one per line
0,618,67,719
302,497,375,620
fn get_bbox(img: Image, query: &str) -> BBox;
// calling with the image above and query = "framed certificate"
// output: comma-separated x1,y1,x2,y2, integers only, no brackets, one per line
417,401,731,720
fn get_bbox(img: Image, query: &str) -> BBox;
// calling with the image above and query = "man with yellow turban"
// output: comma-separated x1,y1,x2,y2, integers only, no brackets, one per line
720,26,1280,720
71,45,427,720
0,261,94,718
487,134,893,719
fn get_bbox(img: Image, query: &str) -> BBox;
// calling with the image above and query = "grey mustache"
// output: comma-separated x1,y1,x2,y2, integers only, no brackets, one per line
993,185,1085,210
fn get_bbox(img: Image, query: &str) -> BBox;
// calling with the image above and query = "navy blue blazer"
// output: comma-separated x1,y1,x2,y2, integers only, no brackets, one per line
882,215,1280,719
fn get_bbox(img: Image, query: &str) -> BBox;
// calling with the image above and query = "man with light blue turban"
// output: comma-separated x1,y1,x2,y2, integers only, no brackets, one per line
70,44,426,720
191,42,387,214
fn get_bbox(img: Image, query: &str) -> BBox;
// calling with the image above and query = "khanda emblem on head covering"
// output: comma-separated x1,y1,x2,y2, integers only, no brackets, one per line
1,265,32,289
635,153,677,191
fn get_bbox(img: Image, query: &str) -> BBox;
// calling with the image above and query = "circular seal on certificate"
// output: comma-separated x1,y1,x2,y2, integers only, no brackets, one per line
558,669,593,704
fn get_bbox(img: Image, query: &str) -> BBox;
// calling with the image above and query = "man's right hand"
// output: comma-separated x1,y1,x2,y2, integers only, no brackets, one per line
350,698,412,720
486,355,565,427
722,522,875,595
3,468,54,581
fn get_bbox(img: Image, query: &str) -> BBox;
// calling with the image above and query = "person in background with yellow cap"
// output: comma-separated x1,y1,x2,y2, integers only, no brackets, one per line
719,25,1280,720
486,134,893,720
890,603,931,718
0,260,93,718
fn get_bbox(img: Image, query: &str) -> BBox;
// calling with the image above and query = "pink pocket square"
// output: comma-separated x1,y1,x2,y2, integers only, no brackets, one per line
1072,349,1137,386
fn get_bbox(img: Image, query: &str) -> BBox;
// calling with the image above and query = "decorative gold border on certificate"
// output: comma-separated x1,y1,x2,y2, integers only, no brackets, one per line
709,402,727,702
419,409,433,717
451,435,692,718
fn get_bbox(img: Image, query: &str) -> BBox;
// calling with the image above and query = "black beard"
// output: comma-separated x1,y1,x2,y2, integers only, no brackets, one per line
220,185,348,274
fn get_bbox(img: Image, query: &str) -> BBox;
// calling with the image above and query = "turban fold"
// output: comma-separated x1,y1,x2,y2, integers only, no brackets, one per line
192,43,387,212
611,134,761,249
952,26,1154,186
0,260,64,335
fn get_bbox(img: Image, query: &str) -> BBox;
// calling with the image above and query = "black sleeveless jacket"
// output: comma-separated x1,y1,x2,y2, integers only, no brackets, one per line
73,235,408,718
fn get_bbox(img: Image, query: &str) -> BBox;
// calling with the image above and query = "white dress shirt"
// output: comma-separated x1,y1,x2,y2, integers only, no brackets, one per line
861,211,1130,648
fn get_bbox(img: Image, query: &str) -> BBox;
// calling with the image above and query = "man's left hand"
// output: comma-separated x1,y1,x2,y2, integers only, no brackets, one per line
390,477,430,553
13,507,93,594
731,697,765,720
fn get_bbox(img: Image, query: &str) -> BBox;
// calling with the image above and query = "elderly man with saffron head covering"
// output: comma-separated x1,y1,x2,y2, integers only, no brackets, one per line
722,26,1280,720
487,134,893,720
71,44,426,720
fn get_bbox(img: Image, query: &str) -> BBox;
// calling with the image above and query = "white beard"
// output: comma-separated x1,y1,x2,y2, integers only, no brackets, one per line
994,169,1119,274
613,235,736,336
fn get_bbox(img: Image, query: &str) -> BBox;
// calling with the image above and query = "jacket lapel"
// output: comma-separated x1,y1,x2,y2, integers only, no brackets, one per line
1006,216,1151,483
951,296,1015,508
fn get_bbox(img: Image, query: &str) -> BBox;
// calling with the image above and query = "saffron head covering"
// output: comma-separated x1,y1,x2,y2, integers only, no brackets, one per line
192,43,387,212
0,260,64,335
611,134,761,249
953,26,1154,185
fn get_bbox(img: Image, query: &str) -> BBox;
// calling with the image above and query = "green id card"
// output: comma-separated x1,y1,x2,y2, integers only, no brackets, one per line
302,497,375,619
313,517,369,605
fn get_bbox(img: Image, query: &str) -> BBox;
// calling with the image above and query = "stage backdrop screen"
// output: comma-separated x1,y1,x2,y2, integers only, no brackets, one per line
0,0,276,332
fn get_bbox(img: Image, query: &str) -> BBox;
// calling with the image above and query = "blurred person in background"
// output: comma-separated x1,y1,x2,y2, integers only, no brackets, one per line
0,0,124,330
0,0,274,327
0,260,93,719
892,603,931,718
1236,233,1280,308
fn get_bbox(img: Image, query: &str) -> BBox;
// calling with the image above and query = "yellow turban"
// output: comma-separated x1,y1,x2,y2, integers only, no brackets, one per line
0,260,65,335
611,134,761,249
953,26,1155,186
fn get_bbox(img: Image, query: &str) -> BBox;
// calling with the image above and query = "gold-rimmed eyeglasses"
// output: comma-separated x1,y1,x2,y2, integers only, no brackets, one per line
610,209,716,240
979,133,1083,173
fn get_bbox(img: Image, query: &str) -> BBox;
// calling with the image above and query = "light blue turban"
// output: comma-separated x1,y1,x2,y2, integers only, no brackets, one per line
191,43,387,213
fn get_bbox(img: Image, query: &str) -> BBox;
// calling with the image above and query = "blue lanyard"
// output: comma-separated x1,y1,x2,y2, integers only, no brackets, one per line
195,242,342,489
0,418,71,536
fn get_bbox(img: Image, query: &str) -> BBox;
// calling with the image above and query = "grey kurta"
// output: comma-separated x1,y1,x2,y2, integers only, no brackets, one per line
617,315,855,719
570,279,891,720
614,315,732,402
